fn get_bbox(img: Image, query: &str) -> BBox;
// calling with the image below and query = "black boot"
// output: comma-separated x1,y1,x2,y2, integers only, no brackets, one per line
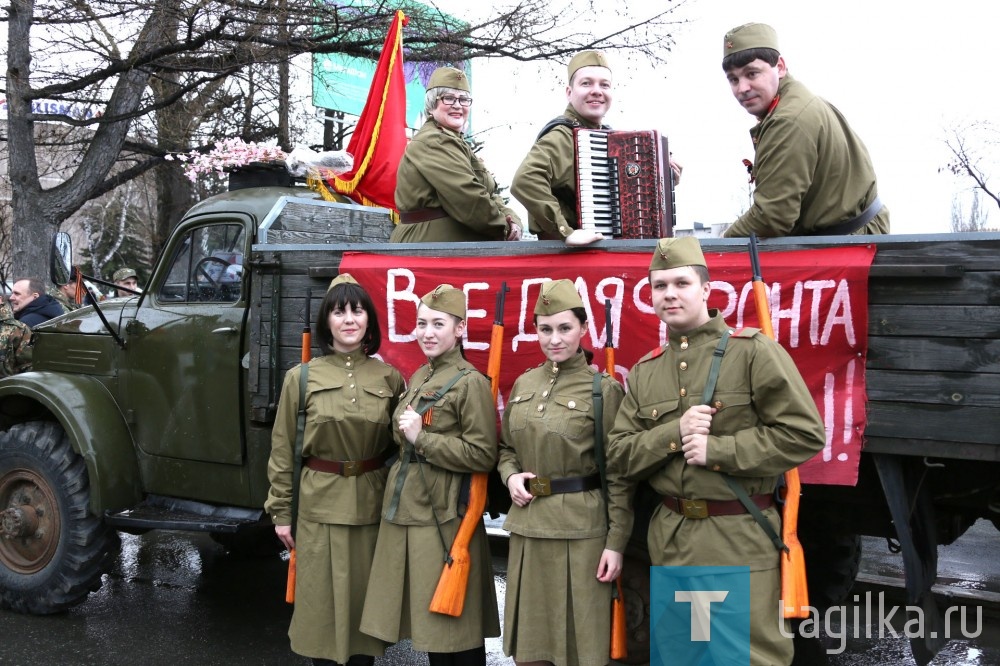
346,656,375,666
311,660,339,666
427,652,453,666
450,646,486,666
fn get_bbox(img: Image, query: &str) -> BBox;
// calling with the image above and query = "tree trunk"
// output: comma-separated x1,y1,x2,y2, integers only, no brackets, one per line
154,166,195,257
5,0,171,278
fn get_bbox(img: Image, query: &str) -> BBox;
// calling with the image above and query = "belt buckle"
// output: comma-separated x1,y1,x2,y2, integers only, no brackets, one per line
529,477,552,497
681,498,709,519
342,460,361,477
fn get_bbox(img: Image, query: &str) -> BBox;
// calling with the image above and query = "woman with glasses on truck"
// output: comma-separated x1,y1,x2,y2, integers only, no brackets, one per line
389,67,522,243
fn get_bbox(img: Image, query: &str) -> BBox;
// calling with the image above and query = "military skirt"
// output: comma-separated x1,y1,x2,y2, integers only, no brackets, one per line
288,519,387,662
360,517,500,653
503,534,612,666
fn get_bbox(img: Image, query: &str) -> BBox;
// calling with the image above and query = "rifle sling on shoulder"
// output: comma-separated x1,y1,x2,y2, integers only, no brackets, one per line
384,369,473,562
289,362,309,540
593,373,622,603
593,373,611,528
701,331,787,553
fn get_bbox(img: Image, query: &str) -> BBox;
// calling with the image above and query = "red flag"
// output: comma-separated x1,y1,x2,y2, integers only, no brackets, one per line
326,10,408,216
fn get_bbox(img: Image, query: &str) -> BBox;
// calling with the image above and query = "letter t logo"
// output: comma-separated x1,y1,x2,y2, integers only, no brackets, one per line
675,590,729,641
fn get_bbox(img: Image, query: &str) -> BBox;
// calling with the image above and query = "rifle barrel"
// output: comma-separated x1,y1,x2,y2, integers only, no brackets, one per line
749,233,763,281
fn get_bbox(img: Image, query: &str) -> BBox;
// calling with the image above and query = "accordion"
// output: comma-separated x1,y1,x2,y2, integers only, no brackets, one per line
574,128,676,239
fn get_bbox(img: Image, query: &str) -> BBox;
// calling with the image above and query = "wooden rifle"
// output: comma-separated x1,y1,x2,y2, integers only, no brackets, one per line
603,299,627,660
749,234,809,619
429,282,508,616
285,288,312,604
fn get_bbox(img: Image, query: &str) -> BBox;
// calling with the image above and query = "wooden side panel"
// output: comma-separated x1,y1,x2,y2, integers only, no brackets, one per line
247,233,1000,462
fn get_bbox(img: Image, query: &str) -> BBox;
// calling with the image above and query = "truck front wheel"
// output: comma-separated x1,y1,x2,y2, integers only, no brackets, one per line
0,421,119,613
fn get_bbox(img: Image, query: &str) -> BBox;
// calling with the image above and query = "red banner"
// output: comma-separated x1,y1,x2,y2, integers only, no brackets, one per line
341,245,876,486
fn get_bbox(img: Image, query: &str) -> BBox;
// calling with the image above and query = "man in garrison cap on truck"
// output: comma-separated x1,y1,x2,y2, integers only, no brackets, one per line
721,22,889,237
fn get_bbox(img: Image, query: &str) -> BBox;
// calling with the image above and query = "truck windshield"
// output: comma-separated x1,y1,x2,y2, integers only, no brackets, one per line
158,224,245,303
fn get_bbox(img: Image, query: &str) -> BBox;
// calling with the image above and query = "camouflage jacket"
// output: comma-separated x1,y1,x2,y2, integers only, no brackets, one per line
0,301,32,377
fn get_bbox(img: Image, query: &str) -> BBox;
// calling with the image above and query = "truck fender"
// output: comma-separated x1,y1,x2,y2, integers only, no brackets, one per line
0,372,142,513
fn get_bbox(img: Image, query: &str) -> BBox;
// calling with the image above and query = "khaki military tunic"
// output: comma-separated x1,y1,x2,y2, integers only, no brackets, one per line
390,118,521,243
0,302,32,377
511,106,603,239
498,351,630,666
607,313,825,666
360,347,500,653
265,351,404,662
724,74,889,238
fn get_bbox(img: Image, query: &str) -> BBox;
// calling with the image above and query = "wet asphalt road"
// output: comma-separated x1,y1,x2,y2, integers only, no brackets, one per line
1,521,998,665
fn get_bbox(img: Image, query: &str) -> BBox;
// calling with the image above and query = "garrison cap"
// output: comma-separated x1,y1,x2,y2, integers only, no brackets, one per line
723,22,780,59
568,50,611,81
649,237,707,272
113,267,137,282
534,279,584,316
427,67,470,93
327,272,359,292
420,284,466,319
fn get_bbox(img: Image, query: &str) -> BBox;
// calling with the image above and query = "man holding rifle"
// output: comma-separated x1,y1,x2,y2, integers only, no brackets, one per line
607,237,825,665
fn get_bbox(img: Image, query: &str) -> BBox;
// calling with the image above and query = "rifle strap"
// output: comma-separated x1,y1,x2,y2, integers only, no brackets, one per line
384,367,472,554
592,373,611,528
593,373,623,604
290,362,308,540
700,331,787,553
535,115,611,142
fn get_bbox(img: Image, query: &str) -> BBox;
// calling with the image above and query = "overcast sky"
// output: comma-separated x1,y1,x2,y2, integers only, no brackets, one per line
444,0,998,235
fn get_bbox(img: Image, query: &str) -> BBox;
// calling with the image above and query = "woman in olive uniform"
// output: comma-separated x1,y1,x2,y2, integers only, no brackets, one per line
390,67,522,243
360,284,500,666
266,274,405,666
498,279,631,666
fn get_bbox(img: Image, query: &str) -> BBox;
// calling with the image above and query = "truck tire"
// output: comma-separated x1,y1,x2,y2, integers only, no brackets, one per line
802,530,862,611
0,421,119,614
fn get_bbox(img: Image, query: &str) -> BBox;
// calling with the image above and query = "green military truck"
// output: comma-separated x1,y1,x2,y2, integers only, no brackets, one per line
0,181,997,664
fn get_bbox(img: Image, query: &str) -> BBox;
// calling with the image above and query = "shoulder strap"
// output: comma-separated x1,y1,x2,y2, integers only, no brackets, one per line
535,116,579,142
414,368,473,415
592,373,611,528
535,115,613,142
384,368,473,522
699,329,732,405
702,331,786,553
290,362,308,539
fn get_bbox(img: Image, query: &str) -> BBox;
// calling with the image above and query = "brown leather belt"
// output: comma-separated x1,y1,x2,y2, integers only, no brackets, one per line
305,452,389,477
529,473,601,497
662,493,774,520
399,207,446,224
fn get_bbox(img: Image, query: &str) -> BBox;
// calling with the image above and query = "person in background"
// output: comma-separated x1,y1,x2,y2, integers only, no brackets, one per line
50,268,93,312
361,284,500,666
511,50,682,247
721,22,889,237
9,278,64,328
390,67,522,243
265,274,404,666
498,279,631,666
607,237,826,665
113,267,140,297
0,295,32,377
50,282,80,312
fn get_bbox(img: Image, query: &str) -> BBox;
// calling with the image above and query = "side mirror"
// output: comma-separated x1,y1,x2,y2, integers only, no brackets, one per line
51,232,73,286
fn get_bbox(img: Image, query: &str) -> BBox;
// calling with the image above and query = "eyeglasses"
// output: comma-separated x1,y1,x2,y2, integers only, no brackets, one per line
437,94,473,107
